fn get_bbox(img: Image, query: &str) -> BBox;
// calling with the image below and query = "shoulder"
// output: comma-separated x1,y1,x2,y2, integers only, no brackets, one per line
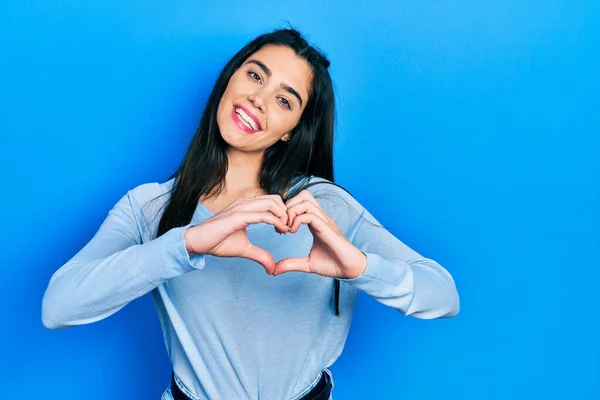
125,177,176,235
296,175,370,233
302,176,358,207
127,177,174,208
128,177,175,199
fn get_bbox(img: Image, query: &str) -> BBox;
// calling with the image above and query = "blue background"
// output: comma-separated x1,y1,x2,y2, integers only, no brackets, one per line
1,1,598,398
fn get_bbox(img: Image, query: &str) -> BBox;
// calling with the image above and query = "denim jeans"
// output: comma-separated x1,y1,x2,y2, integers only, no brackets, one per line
161,368,334,400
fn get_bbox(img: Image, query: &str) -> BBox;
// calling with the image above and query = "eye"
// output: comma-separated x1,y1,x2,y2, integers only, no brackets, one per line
247,70,261,83
278,97,291,109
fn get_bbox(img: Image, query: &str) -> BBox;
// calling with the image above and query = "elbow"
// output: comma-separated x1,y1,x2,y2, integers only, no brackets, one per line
447,273,461,317
42,306,61,330
41,284,74,330
443,289,460,318
41,292,65,330
405,265,461,319
439,277,461,318
434,274,460,318
406,293,459,319
432,262,460,318
42,282,123,329
41,267,72,329
42,313,64,330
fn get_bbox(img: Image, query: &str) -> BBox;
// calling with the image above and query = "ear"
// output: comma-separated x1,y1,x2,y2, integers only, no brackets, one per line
281,133,291,142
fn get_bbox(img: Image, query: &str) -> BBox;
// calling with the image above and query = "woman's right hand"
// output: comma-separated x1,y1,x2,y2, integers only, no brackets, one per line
182,195,290,274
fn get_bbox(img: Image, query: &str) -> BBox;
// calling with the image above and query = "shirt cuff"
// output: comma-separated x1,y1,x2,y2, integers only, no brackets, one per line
337,252,411,295
139,224,206,285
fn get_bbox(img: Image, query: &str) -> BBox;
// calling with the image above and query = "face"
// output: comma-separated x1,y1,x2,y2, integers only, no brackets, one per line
216,45,313,153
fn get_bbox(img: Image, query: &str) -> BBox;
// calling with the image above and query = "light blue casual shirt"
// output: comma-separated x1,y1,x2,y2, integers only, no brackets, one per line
42,175,459,400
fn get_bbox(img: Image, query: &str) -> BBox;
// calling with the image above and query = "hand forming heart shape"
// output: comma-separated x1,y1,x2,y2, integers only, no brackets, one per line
183,190,367,279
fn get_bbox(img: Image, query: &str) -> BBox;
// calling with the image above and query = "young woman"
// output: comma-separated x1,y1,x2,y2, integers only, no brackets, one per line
42,28,460,400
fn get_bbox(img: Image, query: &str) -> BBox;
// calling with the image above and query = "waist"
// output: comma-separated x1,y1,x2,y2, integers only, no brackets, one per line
170,369,333,400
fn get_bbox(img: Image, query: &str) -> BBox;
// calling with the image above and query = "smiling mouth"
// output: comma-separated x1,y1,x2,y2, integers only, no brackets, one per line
234,107,261,132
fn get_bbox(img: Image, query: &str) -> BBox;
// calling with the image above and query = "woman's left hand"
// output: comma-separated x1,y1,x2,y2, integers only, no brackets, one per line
272,190,367,278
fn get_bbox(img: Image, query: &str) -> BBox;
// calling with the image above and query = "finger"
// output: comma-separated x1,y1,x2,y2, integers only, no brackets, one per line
266,194,289,222
257,196,289,226
273,256,311,276
284,189,313,209
261,197,289,231
286,192,323,223
287,202,307,229
265,196,289,226
289,212,329,234
236,198,289,229
237,211,289,233
286,189,321,208
250,194,288,216
287,200,329,229
241,242,276,274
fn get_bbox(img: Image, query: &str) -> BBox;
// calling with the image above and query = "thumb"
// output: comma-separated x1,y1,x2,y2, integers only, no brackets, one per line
273,256,310,276
241,242,276,274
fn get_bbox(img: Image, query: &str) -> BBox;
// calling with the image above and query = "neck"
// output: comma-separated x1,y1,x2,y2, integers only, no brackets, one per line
222,147,265,196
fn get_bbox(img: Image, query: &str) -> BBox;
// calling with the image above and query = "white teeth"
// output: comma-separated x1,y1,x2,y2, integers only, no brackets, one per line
238,116,254,130
235,107,259,131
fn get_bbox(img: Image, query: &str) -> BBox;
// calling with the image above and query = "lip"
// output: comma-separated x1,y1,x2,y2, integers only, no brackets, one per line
231,108,260,134
233,104,262,131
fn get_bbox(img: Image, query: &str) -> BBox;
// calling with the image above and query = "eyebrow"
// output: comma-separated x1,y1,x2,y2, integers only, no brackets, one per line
246,59,304,107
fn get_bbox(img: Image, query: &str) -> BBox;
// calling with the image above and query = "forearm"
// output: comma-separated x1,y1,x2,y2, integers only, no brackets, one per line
42,225,204,329
340,252,460,318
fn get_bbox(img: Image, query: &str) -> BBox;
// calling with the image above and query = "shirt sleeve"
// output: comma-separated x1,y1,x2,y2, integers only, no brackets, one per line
41,185,206,329
333,193,460,319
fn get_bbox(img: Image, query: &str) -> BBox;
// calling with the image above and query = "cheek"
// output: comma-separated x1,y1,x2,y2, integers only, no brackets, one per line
226,74,249,94
270,110,301,131
264,115,286,135
219,77,241,103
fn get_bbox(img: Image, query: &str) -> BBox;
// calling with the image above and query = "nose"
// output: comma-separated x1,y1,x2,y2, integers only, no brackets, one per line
248,89,266,113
